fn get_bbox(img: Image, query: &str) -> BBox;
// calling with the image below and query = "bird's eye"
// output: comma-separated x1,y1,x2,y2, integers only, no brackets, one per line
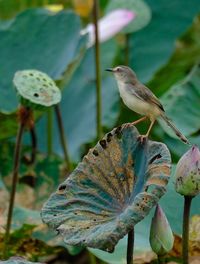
116,67,121,72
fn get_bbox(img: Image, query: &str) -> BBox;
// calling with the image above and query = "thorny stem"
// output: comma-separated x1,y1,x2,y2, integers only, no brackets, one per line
127,228,134,264
55,105,72,172
182,196,193,264
47,108,53,156
3,122,25,257
93,0,102,139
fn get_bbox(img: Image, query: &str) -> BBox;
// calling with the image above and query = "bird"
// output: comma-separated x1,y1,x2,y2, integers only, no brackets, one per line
106,65,189,144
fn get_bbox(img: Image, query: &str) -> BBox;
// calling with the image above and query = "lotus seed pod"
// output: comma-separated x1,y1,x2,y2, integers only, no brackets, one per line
13,70,61,108
175,145,200,196
150,205,174,256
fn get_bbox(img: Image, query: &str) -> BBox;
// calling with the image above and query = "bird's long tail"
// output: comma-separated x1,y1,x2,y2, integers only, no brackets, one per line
161,113,190,145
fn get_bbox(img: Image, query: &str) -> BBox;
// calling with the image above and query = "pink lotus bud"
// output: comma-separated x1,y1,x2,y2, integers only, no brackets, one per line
175,145,200,196
81,9,135,47
150,205,174,256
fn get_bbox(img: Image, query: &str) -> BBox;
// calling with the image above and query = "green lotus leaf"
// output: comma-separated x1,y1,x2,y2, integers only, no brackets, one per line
13,70,61,107
159,64,200,137
0,8,85,112
41,124,171,252
128,0,200,83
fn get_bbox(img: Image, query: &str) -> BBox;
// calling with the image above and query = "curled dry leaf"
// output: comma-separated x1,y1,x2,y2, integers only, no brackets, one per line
41,124,171,252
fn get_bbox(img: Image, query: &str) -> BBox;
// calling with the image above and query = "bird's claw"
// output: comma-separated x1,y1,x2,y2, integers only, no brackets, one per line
138,135,148,144
123,123,131,129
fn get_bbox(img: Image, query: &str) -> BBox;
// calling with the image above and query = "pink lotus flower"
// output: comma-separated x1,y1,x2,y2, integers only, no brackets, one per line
81,9,135,47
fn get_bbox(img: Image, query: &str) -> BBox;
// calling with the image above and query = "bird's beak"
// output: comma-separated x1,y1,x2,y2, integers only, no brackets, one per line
105,68,114,72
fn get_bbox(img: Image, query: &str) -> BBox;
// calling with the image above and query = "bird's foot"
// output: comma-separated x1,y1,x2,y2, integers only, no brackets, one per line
138,135,148,144
131,116,147,126
123,123,131,129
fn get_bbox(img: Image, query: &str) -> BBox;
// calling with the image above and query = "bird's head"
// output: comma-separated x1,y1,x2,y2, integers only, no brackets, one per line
106,65,137,83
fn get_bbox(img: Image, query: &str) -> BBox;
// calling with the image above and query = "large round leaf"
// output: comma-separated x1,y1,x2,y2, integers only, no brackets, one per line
0,0,53,19
148,15,200,97
160,64,200,137
0,8,83,112
41,124,171,252
129,0,200,83
106,0,151,33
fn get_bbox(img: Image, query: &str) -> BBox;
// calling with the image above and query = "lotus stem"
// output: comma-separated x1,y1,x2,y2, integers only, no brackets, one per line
47,108,53,156
55,105,72,172
3,121,25,257
127,228,134,264
182,196,192,264
157,256,163,264
93,0,102,139
125,33,130,66
29,126,37,164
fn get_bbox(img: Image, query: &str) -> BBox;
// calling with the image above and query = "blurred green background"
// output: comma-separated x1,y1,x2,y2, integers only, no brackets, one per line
0,0,200,263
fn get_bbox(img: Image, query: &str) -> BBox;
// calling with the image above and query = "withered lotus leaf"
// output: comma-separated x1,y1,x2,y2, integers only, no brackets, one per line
41,124,171,252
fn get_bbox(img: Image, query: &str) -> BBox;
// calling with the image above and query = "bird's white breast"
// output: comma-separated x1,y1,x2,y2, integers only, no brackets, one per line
117,81,160,119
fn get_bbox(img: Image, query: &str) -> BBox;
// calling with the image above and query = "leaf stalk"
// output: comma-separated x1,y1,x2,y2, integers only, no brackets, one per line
182,195,192,264
93,0,102,139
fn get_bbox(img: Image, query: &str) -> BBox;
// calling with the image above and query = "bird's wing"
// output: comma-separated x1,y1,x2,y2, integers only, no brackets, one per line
126,82,165,112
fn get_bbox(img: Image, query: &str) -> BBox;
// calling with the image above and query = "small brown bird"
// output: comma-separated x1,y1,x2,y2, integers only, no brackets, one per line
106,65,189,144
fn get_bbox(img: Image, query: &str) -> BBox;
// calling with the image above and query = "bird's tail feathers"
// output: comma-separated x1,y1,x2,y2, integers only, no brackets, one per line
161,113,190,145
